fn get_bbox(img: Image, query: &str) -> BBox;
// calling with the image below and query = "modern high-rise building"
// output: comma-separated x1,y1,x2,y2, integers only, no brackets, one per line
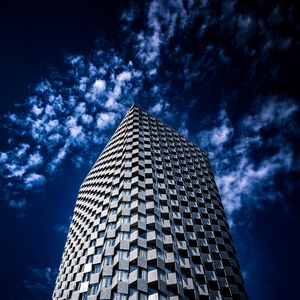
53,105,247,300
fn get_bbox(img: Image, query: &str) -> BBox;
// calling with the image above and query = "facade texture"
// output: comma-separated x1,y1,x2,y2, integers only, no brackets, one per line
53,105,247,300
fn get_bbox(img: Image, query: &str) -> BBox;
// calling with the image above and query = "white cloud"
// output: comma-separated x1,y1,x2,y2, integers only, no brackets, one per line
28,152,43,169
96,112,116,129
24,173,46,190
197,97,299,220
81,114,93,124
150,102,163,114
0,152,8,163
116,71,131,82
93,79,106,93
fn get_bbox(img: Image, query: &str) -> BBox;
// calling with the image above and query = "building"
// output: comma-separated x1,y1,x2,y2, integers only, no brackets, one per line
53,104,247,300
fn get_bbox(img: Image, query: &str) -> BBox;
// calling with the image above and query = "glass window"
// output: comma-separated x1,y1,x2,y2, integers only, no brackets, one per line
105,238,115,247
130,264,137,273
116,270,128,282
123,189,131,196
89,283,99,295
113,292,128,300
129,287,137,296
95,246,103,255
109,209,117,216
83,272,90,282
92,263,101,274
103,255,113,266
107,223,116,230
118,250,129,260
130,244,137,252
100,217,107,224
123,202,130,209
111,196,118,202
139,248,147,258
119,231,130,240
98,230,105,238
139,268,147,280
100,276,112,288
120,216,130,224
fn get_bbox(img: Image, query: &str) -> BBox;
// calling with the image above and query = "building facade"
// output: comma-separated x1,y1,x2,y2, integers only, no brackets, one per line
53,105,247,300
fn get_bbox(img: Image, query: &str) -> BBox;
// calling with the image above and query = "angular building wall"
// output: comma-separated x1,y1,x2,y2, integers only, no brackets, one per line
53,105,247,300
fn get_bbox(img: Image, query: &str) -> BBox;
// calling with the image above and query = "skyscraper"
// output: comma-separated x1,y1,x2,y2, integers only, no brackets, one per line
53,104,247,300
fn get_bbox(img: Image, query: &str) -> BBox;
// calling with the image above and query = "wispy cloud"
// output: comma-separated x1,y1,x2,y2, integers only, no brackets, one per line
0,51,147,210
197,96,299,220
24,266,57,292
1,0,298,218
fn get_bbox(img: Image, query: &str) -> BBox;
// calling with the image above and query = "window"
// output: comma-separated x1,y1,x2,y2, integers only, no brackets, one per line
89,283,99,295
119,231,130,240
123,202,130,209
129,288,137,297
92,263,101,274
123,189,131,196
109,209,117,216
83,272,90,282
120,216,130,224
139,214,146,222
118,250,129,260
113,293,128,300
130,244,137,252
100,217,107,224
87,255,93,263
98,230,105,238
105,238,115,247
130,264,137,273
116,270,128,282
157,249,164,260
111,196,118,202
139,248,147,259
100,276,112,288
107,223,116,230
103,255,113,266
139,268,147,280
158,269,165,281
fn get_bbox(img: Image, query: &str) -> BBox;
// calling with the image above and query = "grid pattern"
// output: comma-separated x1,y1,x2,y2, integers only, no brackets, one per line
52,105,247,300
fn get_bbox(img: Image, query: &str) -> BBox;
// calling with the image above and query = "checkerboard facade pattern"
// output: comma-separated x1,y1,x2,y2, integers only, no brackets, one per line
52,105,247,300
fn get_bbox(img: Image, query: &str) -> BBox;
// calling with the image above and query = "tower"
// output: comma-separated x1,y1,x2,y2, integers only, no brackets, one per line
53,104,247,300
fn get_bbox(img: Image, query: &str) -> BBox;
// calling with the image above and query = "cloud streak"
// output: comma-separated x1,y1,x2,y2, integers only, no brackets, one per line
1,0,298,220
197,96,299,219
0,51,147,208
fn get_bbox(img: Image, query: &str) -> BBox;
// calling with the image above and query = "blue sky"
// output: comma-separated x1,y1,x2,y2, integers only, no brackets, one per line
0,1,299,299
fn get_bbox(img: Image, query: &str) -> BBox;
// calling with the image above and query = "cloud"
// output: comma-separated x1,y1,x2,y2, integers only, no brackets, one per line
9,199,28,209
96,112,116,129
197,96,299,219
0,49,145,210
24,266,57,292
1,0,298,218
54,224,69,234
93,79,106,93
24,173,46,190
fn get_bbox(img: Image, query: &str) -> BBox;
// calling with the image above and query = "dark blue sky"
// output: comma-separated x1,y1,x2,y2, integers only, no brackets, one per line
0,1,299,299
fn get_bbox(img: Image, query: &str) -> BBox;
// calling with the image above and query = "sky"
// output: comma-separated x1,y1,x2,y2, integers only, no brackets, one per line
0,1,299,299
